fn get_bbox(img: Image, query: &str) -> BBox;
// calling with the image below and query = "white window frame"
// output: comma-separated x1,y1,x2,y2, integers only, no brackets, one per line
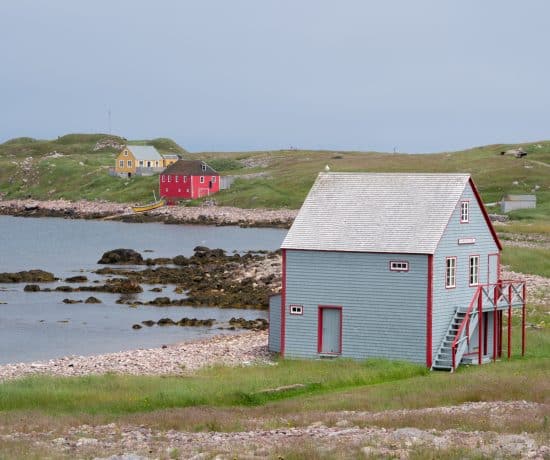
184,176,187,183
168,175,172,182
200,176,205,184
123,150,128,157
119,160,124,167
389,261,409,272
289,304,303,315
127,160,132,167
175,175,179,182
212,176,216,183
460,201,470,223
446,257,457,289
139,160,144,166
469,255,480,286
161,175,165,183
201,163,206,171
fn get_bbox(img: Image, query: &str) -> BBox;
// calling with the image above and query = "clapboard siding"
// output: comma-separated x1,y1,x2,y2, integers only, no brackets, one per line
284,250,428,362
432,182,499,361
268,294,281,352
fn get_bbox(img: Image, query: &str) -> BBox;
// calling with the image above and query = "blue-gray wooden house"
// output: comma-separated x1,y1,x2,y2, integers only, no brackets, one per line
269,173,527,371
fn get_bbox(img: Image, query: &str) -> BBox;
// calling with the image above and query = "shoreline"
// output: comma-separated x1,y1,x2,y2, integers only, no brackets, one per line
0,330,272,382
0,198,297,228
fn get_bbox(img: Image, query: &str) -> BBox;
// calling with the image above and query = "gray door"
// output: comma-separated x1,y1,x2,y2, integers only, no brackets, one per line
321,308,341,353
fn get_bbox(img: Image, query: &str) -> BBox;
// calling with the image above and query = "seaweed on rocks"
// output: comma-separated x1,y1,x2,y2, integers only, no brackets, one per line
0,270,57,283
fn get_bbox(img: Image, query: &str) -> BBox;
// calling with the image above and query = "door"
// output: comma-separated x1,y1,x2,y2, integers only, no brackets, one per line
319,307,341,354
488,253,499,285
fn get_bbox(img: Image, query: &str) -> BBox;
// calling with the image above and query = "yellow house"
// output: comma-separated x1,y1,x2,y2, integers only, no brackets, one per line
162,154,181,168
114,145,164,178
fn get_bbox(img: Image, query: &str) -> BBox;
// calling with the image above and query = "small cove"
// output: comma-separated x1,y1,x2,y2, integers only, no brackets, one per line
0,216,287,364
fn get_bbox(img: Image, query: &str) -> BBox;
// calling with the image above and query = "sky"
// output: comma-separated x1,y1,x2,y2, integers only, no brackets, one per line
0,1,549,153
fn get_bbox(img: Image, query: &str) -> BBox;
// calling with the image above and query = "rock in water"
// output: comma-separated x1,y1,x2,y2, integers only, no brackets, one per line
0,270,57,283
97,249,144,265
84,296,101,304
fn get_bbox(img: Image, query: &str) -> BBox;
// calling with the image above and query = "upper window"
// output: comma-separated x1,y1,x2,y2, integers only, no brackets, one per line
127,160,132,167
175,175,179,182
390,261,409,272
201,164,206,171
446,257,457,288
161,175,165,183
168,175,172,182
469,255,480,286
123,150,128,157
212,176,216,183
460,201,470,223
200,176,205,184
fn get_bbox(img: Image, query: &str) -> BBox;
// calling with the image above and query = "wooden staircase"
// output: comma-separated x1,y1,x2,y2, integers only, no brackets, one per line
432,309,474,371
432,280,527,373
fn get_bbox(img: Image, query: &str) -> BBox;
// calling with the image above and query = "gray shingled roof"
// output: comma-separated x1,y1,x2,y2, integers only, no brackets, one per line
282,172,471,255
126,145,163,161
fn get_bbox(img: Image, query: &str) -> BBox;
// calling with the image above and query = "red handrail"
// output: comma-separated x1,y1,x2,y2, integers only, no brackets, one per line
452,286,481,370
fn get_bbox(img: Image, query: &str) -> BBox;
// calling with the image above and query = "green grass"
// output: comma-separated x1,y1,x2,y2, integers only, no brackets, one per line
0,359,425,415
501,247,550,277
1,134,549,214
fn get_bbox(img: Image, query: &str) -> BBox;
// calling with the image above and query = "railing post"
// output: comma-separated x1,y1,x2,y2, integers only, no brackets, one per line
478,288,483,365
522,282,526,357
452,345,456,371
507,284,512,360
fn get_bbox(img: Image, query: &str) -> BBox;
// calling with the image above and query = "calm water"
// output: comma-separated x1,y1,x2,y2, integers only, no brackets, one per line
0,216,287,364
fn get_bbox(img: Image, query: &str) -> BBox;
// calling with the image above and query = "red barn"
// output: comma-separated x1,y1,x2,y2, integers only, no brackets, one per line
159,160,220,203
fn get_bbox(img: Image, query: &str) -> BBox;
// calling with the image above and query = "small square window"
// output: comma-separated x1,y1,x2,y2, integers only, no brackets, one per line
123,151,128,157
390,261,409,271
289,304,303,315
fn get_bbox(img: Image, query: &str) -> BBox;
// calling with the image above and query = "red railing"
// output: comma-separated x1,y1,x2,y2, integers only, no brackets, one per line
451,279,526,371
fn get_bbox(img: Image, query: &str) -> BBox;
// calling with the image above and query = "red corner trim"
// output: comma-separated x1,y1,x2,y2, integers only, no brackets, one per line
280,249,286,357
426,254,433,368
469,178,502,251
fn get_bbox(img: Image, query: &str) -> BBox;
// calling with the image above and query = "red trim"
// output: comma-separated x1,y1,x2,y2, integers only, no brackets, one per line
468,254,480,287
460,199,471,223
426,255,433,368
522,283,526,356
317,305,343,354
478,292,483,365
507,304,512,359
445,256,457,289
280,249,286,357
469,178,502,251
389,260,410,272
483,311,488,354
493,306,497,362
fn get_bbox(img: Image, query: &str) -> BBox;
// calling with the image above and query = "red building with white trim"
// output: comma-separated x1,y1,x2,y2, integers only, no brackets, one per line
159,160,220,203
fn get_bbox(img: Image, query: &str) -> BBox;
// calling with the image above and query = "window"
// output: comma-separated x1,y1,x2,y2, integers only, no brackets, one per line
446,257,457,288
161,175,165,183
123,150,128,157
175,175,179,182
168,175,172,182
139,160,144,166
469,255,480,286
289,305,303,315
201,163,206,171
184,176,187,183
390,261,409,271
200,176,205,184
127,160,132,167
119,160,124,167
460,201,469,223
212,176,216,183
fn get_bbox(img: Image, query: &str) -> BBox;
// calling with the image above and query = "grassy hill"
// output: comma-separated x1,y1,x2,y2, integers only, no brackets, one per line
0,134,548,221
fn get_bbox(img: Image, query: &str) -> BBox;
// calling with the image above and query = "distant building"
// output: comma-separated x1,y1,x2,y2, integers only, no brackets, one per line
501,194,536,213
159,160,220,202
162,154,182,168
114,146,164,178
269,173,527,372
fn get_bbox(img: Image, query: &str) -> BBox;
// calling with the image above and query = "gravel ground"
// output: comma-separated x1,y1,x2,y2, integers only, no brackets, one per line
0,331,272,382
1,402,548,459
0,199,298,227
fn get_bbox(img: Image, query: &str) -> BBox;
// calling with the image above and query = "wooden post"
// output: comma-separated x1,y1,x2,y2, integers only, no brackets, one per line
522,283,526,357
478,291,483,365
493,306,497,362
508,305,512,359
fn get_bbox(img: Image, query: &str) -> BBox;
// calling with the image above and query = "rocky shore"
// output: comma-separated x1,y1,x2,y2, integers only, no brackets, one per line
0,199,297,228
0,331,271,382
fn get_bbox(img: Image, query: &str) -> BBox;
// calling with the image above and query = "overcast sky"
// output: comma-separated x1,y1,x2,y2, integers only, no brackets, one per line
1,1,548,152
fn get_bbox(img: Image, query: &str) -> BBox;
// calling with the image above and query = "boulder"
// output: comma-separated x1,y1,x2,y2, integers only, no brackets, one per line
24,284,41,292
97,249,144,265
65,275,88,283
84,296,101,304
0,270,57,283
63,298,82,304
